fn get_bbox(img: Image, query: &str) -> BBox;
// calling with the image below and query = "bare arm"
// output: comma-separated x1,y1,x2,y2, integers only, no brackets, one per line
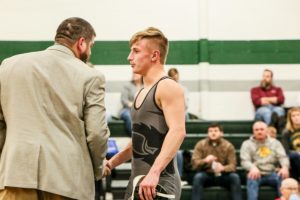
107,140,132,169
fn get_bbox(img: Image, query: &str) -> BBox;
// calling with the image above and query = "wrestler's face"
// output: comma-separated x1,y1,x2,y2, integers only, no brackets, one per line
127,39,154,75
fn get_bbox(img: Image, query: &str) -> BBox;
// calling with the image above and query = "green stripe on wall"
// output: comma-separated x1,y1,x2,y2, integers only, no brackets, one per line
1,40,300,64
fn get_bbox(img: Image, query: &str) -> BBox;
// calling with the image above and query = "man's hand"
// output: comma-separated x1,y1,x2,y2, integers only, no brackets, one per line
214,162,225,174
261,97,271,105
102,159,112,177
204,155,217,164
248,166,261,180
277,167,289,179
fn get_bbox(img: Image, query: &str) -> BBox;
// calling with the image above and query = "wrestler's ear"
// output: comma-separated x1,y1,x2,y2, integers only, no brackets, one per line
151,50,160,62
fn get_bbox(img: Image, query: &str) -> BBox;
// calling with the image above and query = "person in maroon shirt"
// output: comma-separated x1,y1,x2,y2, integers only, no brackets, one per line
251,69,285,127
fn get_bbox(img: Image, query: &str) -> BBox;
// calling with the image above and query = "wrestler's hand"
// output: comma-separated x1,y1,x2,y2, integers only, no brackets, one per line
138,173,159,200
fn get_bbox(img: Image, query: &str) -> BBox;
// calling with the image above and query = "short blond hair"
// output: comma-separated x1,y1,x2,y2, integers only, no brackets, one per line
129,27,169,64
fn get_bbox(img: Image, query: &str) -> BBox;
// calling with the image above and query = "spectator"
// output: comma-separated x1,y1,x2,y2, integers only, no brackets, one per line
275,178,300,200
240,121,290,200
282,107,300,180
251,69,285,131
168,67,190,120
119,72,143,136
191,123,242,200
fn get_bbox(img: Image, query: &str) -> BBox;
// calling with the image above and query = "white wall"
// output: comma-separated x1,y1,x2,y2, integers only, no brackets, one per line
1,0,300,120
0,0,199,40
2,0,300,40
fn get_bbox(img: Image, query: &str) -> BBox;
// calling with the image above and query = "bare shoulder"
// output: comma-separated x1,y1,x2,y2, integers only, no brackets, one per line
156,78,184,96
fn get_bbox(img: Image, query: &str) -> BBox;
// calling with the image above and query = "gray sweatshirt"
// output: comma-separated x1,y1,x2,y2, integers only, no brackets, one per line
240,136,289,175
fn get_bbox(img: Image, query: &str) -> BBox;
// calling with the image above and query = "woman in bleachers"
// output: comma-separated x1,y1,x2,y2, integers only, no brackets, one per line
282,107,300,180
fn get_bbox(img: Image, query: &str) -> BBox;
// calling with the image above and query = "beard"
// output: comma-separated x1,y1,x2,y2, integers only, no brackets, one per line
79,52,90,63
260,80,272,90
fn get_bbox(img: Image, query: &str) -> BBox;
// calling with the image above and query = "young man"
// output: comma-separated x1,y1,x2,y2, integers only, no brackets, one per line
240,121,289,200
250,69,285,128
0,17,110,200
191,123,242,200
104,27,186,200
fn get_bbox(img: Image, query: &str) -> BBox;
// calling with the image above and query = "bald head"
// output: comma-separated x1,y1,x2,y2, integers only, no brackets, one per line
253,121,268,141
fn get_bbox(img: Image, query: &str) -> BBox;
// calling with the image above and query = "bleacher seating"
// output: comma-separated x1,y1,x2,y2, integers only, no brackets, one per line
107,120,278,200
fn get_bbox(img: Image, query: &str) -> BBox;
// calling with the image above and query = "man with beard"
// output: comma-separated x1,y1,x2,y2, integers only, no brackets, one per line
240,121,289,200
251,69,285,127
191,123,242,200
0,17,110,200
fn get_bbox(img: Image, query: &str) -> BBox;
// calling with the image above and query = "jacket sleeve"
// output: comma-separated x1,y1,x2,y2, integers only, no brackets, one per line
240,140,255,171
251,87,262,107
0,67,6,156
84,73,110,180
276,87,285,105
0,104,6,157
191,141,209,170
223,143,236,172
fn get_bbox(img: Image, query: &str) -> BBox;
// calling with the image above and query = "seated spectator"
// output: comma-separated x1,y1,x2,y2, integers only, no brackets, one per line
168,67,191,120
268,126,278,138
282,107,300,180
251,69,285,132
275,178,300,200
240,121,290,200
191,123,242,200
119,73,143,136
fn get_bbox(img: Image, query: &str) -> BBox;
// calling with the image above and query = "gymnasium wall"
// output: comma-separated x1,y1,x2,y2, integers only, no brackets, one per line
1,0,300,120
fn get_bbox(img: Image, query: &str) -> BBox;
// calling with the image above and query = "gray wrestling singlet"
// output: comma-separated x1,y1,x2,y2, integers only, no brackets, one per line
124,76,181,200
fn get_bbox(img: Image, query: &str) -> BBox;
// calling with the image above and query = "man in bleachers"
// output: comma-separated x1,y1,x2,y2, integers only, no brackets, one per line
250,69,285,131
240,121,290,200
191,123,242,200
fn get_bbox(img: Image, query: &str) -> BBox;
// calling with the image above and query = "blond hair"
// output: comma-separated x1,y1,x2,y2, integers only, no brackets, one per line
286,107,300,132
129,27,169,64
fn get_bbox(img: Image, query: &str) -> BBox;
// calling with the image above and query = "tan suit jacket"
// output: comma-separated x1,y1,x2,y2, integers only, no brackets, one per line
0,44,110,200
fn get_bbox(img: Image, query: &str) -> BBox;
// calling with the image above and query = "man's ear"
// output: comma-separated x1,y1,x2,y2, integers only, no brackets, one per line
76,37,86,53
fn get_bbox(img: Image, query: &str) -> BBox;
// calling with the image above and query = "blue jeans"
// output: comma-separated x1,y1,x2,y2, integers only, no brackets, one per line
247,172,282,200
255,105,285,125
120,108,132,136
192,172,242,200
289,152,300,179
